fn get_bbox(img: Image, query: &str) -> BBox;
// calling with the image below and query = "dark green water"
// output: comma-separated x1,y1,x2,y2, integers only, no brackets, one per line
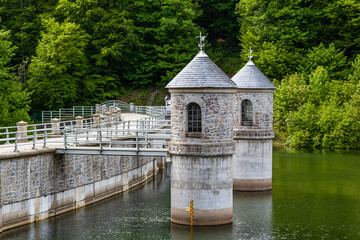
2,149,360,240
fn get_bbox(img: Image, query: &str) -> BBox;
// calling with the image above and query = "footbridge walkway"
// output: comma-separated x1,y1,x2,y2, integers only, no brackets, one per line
0,101,171,157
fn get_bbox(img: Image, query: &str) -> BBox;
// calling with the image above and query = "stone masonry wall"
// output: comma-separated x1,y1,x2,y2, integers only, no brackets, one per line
0,149,159,232
234,91,274,130
169,92,235,156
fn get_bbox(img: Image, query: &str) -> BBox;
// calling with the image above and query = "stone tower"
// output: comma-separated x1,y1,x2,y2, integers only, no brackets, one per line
166,47,237,225
231,58,276,191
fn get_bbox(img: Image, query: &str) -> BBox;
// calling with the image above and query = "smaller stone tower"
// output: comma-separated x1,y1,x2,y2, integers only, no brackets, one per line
231,51,276,191
166,34,237,225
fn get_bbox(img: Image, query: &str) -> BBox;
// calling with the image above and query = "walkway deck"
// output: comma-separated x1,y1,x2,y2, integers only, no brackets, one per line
0,113,155,155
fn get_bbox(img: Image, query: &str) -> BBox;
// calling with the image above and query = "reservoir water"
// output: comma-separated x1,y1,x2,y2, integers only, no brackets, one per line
2,149,360,239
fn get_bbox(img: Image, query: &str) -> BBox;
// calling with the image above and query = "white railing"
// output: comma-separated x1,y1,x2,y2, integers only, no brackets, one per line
40,100,169,123
100,100,130,112
0,106,169,153
63,119,171,150
41,106,96,123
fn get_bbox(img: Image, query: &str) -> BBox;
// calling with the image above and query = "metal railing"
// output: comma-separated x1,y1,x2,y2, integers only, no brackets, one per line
100,100,130,112
0,106,170,153
40,100,169,123
62,119,171,150
41,106,97,123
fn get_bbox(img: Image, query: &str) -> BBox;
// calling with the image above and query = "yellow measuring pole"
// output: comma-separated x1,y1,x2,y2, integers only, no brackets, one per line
190,200,194,226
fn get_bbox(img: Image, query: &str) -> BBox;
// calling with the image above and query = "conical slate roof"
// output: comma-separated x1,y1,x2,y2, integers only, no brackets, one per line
166,51,236,89
232,61,276,90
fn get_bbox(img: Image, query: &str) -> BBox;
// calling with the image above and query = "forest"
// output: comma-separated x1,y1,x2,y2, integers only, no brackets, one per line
0,0,359,149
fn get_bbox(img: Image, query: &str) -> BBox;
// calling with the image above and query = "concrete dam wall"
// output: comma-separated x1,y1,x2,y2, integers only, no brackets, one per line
0,149,165,232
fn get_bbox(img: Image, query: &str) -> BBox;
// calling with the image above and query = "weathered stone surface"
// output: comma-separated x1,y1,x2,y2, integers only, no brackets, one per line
232,88,274,192
0,149,160,232
169,89,235,225
171,155,233,225
169,92,235,147
234,129,275,140
234,91,274,130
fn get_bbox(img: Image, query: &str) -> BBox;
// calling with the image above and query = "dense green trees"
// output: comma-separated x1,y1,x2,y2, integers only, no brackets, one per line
0,0,359,149
28,18,90,110
274,62,360,149
0,29,31,126
236,0,359,80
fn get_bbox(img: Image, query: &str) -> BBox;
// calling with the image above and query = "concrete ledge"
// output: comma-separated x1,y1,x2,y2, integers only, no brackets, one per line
234,129,275,140
0,148,56,160
171,207,233,226
0,156,160,233
169,142,235,156
233,178,272,192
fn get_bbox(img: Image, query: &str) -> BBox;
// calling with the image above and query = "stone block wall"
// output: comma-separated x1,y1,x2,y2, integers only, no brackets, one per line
0,149,159,232
169,91,235,157
170,92,234,144
234,91,274,130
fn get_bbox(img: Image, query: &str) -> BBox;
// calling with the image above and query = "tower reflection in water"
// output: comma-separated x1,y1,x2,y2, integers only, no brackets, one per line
171,191,272,240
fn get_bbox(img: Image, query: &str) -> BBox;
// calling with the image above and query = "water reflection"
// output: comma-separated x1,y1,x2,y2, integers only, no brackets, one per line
1,150,360,240
171,191,273,240
233,191,272,239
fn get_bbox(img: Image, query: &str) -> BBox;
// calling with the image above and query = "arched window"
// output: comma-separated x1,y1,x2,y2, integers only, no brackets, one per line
241,100,253,126
187,103,202,133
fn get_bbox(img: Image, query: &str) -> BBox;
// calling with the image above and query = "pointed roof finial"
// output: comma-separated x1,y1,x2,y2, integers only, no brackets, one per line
197,32,206,52
248,47,253,62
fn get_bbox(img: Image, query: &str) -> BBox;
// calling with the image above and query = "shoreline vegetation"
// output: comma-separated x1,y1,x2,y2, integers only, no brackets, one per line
0,0,359,150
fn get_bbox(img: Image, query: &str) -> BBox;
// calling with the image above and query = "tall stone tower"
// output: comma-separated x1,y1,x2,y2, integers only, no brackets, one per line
231,54,276,191
166,36,237,225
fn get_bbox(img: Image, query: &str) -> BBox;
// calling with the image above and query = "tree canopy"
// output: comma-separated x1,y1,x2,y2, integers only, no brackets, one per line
0,0,359,149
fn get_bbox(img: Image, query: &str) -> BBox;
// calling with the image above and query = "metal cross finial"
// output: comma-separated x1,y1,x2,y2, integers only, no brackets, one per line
197,32,206,52
248,47,253,62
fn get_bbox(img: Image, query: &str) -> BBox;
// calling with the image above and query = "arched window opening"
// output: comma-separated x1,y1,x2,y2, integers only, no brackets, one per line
187,103,202,133
241,100,253,126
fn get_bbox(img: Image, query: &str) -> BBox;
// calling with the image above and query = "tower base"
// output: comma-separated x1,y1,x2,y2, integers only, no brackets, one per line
233,178,272,192
171,207,233,226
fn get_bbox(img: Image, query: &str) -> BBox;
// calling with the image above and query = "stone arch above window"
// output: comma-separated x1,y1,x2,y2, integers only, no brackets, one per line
187,102,202,133
241,99,253,126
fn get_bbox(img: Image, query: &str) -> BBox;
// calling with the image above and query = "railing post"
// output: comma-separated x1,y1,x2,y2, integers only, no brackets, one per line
95,104,100,114
59,109,62,120
110,106,115,115
102,105,107,115
14,132,19,152
64,127,68,148
130,103,134,112
127,121,130,135
5,128,10,144
16,121,28,143
117,107,121,121
145,127,148,148
99,129,102,149
109,129,112,148
43,130,48,149
104,112,111,127
75,128,77,147
93,114,101,127
136,131,139,151
32,130,37,150
75,116,84,128
142,121,145,135
51,118,61,136
82,106,84,116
